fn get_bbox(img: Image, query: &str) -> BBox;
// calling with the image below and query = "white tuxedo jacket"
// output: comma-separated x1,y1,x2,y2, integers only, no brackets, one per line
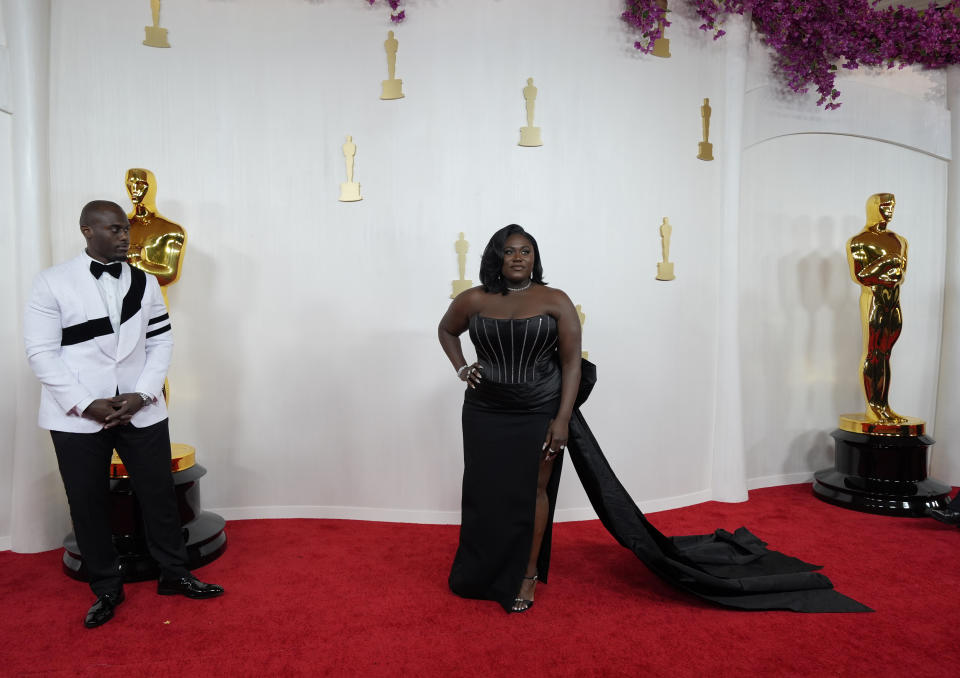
24,254,173,433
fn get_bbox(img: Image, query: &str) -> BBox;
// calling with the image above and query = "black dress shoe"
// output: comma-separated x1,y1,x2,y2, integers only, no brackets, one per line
157,575,224,599
84,590,125,629
929,507,960,526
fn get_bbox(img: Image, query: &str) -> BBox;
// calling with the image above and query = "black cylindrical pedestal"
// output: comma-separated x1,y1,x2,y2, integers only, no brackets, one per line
62,463,227,582
812,429,951,516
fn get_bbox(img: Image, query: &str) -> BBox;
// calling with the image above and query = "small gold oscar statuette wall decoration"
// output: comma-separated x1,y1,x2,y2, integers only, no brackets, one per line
380,30,405,100
576,304,588,359
656,217,675,281
651,0,671,58
451,233,473,298
697,98,714,161
143,0,171,48
338,135,363,202
519,78,543,147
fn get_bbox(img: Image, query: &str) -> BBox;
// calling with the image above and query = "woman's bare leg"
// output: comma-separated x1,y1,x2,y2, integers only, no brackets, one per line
513,455,555,611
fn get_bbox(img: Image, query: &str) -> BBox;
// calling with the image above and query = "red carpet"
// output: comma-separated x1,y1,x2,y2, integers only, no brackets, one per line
1,484,957,677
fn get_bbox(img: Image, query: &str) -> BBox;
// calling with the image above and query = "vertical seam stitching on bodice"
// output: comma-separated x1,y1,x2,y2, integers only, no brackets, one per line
534,318,557,366
524,316,544,383
478,317,500,382
519,318,530,383
494,320,507,383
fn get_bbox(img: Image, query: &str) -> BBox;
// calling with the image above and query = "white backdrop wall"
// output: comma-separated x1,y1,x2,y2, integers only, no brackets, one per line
1,0,956,551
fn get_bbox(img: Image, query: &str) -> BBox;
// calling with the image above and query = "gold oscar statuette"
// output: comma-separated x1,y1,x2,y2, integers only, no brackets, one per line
697,98,714,161
656,217,675,281
380,30,405,100
451,233,473,298
126,168,186,294
518,78,543,147
651,0,671,58
120,168,193,474
839,193,924,436
812,192,948,515
143,0,171,48
576,304,588,359
339,135,363,202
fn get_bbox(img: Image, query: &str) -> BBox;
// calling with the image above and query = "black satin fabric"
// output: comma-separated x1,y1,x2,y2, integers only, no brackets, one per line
449,359,564,611
451,358,871,613
569,360,870,612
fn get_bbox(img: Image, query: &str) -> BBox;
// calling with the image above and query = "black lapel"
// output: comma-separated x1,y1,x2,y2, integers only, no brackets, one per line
120,267,147,324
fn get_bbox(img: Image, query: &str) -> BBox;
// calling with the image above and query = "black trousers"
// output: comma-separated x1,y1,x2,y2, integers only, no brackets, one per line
51,418,190,597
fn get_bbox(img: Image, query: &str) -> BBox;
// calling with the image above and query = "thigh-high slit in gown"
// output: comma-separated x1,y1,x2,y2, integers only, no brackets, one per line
448,314,869,613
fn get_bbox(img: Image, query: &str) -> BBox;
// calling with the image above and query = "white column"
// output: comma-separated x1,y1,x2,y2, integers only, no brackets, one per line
933,65,960,487
5,0,66,552
710,12,751,502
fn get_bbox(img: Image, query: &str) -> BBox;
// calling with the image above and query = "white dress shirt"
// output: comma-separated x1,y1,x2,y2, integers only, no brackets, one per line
83,251,123,347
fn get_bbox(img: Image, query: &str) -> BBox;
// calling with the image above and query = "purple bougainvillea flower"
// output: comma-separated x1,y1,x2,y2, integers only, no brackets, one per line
625,0,960,108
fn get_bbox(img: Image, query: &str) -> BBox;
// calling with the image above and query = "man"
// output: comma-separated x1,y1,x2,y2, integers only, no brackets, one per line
23,200,223,629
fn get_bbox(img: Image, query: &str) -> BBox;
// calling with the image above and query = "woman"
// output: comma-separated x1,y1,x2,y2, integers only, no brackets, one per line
439,224,869,614
438,224,580,612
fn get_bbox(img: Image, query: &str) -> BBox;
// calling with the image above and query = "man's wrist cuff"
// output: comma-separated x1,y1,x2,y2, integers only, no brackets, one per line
72,397,95,416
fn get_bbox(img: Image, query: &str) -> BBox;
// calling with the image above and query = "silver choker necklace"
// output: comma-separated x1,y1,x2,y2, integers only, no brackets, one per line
507,280,532,293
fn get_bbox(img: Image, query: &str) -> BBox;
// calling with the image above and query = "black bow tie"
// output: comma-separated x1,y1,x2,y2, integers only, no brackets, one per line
90,261,122,279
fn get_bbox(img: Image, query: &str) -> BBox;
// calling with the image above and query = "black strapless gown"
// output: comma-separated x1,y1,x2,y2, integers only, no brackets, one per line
448,314,869,613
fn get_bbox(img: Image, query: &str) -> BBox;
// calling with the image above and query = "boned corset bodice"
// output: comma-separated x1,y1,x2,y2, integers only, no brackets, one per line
468,314,558,384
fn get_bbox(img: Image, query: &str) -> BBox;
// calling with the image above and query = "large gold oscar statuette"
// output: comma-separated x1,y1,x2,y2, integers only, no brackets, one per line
576,304,588,359
518,78,543,147
813,193,950,515
125,169,185,297
120,168,191,474
697,98,714,161
656,217,675,281
339,135,363,202
651,0,671,58
451,233,473,298
380,31,405,100
143,0,171,48
839,193,923,436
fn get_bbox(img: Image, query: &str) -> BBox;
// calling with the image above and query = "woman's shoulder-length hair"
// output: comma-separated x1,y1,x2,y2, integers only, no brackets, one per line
479,224,546,295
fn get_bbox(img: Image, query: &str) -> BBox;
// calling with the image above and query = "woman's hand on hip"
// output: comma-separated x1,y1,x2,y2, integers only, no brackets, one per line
459,362,484,389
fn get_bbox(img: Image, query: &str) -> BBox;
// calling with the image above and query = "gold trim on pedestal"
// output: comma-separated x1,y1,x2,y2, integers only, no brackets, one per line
838,414,925,437
110,443,196,479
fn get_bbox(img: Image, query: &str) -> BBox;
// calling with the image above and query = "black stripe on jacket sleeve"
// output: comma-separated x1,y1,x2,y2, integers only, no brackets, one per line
146,324,171,339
